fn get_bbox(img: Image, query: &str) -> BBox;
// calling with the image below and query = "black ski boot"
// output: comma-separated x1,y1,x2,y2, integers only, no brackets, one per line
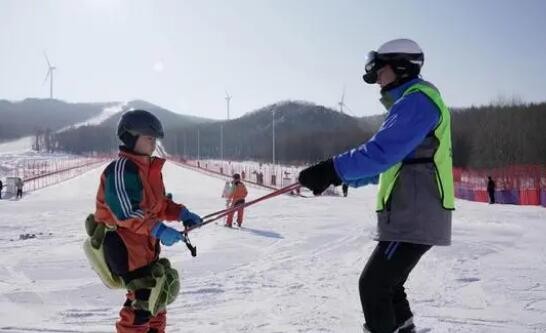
362,318,416,333
397,317,416,333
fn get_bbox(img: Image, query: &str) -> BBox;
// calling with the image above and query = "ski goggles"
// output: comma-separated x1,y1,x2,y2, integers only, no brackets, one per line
363,51,386,84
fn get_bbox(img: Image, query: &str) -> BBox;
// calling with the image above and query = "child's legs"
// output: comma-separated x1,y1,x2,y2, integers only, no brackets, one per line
148,310,167,333
117,290,152,333
226,211,234,226
104,231,157,333
103,231,129,276
236,207,244,225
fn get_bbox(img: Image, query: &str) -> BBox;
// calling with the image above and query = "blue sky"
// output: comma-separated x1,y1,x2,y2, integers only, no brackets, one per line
1,0,545,119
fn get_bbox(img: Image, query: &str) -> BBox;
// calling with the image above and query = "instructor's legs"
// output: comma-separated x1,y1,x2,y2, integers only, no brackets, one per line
359,241,431,333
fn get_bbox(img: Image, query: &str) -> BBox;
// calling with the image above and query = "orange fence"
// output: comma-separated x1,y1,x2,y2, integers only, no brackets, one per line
454,165,546,207
170,158,301,190
168,157,343,196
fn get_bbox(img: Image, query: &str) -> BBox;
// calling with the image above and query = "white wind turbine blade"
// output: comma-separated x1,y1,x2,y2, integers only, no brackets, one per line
43,51,52,68
42,69,51,85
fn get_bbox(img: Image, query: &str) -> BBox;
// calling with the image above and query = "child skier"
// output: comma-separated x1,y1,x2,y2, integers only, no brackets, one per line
91,110,203,333
225,173,248,227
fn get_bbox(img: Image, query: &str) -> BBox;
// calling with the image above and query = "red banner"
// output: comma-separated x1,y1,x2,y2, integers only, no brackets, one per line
454,165,546,206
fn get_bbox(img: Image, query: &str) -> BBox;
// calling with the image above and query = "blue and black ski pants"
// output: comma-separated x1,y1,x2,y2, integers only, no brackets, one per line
359,241,431,333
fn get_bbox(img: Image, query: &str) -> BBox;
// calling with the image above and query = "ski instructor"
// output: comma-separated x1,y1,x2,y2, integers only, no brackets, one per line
298,38,454,333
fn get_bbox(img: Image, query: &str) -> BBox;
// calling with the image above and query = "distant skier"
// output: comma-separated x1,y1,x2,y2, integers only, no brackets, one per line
487,176,496,204
91,110,203,333
15,178,24,199
222,180,234,199
0,179,3,199
225,173,248,227
221,179,235,219
298,39,454,333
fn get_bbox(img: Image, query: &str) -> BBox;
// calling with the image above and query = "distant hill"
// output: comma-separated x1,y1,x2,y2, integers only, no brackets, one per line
163,101,375,163
357,114,385,132
100,100,214,130
54,99,215,154
42,96,546,169
0,98,114,141
0,98,216,153
53,99,376,162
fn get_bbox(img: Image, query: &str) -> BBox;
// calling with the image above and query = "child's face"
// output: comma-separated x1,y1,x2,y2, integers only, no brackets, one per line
134,135,157,156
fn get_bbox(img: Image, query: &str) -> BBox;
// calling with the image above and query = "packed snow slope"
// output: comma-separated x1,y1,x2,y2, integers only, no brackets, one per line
0,162,545,332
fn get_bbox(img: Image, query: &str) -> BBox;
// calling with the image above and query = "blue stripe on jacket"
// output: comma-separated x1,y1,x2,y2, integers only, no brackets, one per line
333,78,440,187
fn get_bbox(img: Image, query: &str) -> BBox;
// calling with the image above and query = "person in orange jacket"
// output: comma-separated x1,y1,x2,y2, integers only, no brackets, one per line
225,173,248,227
94,110,202,333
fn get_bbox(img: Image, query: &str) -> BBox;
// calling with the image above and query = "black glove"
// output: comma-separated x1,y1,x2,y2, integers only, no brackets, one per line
298,158,342,195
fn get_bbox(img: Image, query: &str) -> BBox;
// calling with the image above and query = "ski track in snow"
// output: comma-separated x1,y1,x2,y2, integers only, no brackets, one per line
57,103,126,133
1,162,545,332
0,137,34,155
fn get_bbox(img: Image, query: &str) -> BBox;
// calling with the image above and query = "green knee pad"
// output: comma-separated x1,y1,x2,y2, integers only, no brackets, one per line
126,258,180,315
83,214,123,289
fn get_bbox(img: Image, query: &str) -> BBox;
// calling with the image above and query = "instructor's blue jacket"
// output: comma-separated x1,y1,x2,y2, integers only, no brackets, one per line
333,78,440,186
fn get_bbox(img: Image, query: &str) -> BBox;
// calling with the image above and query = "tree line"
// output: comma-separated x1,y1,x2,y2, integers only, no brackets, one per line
52,100,546,169
451,102,546,169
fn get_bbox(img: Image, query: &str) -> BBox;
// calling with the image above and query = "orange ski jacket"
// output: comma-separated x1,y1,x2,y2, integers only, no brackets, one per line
95,148,184,270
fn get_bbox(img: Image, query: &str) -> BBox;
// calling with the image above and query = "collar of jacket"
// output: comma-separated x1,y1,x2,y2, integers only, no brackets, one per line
379,77,422,110
118,146,166,172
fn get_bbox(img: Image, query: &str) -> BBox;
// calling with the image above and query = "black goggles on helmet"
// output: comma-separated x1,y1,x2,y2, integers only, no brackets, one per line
363,51,386,84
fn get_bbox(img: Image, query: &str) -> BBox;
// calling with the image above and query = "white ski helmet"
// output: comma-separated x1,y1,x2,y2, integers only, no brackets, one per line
363,38,424,84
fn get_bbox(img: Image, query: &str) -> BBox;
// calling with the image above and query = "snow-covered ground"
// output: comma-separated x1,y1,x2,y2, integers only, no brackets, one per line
0,162,545,332
0,137,33,155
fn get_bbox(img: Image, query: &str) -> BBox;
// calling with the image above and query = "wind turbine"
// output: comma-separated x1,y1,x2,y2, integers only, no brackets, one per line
225,90,232,120
338,85,346,114
43,52,56,99
221,90,232,161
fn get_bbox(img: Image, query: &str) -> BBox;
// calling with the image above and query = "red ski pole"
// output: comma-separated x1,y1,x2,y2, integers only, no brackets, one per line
187,182,301,233
181,183,301,257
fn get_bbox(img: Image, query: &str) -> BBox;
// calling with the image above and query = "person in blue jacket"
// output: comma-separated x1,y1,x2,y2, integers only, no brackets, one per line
299,39,454,333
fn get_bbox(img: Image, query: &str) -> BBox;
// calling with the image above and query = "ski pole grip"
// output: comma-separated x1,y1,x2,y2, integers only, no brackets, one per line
185,240,197,257
182,231,197,257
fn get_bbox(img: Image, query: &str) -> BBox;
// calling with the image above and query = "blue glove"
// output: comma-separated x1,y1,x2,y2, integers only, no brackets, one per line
152,223,184,246
179,208,203,228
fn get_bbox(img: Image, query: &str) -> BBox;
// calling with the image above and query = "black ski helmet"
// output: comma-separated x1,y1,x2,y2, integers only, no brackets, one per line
117,109,164,149
363,38,424,84
232,173,241,180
